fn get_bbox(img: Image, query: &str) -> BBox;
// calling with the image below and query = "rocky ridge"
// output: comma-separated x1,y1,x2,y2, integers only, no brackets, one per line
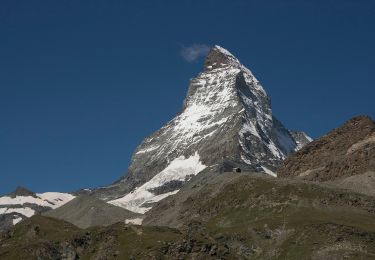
278,115,375,181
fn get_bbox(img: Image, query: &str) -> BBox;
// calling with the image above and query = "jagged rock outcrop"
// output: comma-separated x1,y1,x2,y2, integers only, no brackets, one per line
92,45,309,214
8,186,37,198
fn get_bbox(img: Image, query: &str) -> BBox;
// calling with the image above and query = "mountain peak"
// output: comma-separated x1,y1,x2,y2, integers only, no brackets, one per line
212,45,236,57
8,186,37,198
93,45,309,204
204,45,240,70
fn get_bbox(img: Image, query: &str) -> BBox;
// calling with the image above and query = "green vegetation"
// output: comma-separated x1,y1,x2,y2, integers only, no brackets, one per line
146,174,375,259
1,174,375,259
0,216,185,259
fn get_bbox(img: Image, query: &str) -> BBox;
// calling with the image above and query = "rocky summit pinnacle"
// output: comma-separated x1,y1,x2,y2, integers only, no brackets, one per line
92,45,311,214
8,186,37,198
204,45,241,71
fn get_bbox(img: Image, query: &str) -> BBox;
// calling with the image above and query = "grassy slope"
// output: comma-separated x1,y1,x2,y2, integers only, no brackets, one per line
145,173,375,259
203,177,375,259
0,215,185,259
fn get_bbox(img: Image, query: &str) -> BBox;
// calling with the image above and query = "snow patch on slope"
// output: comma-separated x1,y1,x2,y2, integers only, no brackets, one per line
109,152,206,214
305,134,313,142
125,218,143,225
37,192,76,208
261,166,277,177
12,217,23,225
0,192,75,226
135,145,160,154
0,207,35,217
0,192,75,209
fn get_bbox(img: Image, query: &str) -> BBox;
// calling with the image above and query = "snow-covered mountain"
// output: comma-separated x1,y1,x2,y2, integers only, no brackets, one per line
93,45,311,214
1,45,311,227
0,187,74,231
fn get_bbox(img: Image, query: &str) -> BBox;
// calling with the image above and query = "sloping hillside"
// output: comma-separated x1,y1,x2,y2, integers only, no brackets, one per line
278,115,375,181
43,195,142,229
2,172,375,259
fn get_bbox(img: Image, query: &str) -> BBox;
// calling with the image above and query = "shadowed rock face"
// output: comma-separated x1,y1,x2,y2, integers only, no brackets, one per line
204,45,241,71
92,45,308,201
8,186,37,198
278,115,375,181
289,131,313,150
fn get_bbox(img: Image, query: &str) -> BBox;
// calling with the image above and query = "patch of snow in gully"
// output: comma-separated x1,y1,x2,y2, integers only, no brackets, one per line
12,217,23,225
109,152,206,214
261,166,277,177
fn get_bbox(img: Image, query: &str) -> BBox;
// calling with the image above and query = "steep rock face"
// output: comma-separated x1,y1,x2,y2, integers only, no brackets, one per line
94,46,309,211
289,131,313,150
278,115,375,181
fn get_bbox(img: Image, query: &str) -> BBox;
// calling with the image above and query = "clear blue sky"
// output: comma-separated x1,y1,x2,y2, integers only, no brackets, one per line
1,0,374,194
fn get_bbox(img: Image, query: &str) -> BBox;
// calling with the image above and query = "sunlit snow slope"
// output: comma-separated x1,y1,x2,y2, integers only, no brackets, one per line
109,153,206,213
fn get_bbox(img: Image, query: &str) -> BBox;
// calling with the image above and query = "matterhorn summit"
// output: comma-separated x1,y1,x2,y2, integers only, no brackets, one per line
93,45,311,213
